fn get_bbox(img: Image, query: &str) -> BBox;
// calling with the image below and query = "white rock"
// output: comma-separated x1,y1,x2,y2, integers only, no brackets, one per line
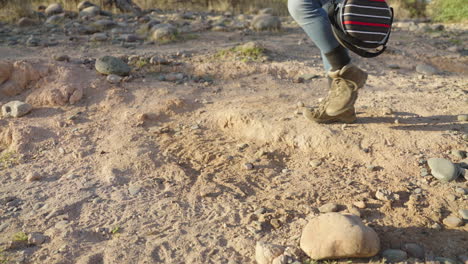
255,241,285,264
2,101,32,118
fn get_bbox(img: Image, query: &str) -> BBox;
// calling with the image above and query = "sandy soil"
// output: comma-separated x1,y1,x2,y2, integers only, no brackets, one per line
0,13,467,264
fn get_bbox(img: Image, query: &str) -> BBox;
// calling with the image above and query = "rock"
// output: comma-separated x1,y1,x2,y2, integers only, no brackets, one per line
90,33,108,42
353,201,366,209
458,254,468,264
347,206,361,217
458,209,468,220
2,101,33,118
26,172,41,182
259,8,274,15
300,213,380,259
375,189,399,201
382,249,408,262
460,159,468,169
95,56,131,76
124,34,140,42
53,54,70,62
309,159,322,168
93,19,117,30
106,74,122,84
17,17,37,27
455,187,467,195
252,14,281,31
151,25,177,41
0,61,13,85
458,114,468,122
402,243,424,259
164,73,184,82
26,36,41,47
28,232,46,245
442,216,463,228
255,241,285,264
80,6,100,17
435,257,459,264
428,158,459,182
45,14,65,24
446,194,457,202
318,203,339,213
128,184,141,195
244,163,254,170
7,240,28,250
415,64,437,75
45,3,63,16
452,150,467,159
78,0,97,11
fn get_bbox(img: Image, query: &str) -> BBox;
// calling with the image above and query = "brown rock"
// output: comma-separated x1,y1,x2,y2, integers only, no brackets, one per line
300,213,380,260
0,61,13,85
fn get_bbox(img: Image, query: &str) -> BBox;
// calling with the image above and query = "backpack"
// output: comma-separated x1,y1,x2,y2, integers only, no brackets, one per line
328,0,394,58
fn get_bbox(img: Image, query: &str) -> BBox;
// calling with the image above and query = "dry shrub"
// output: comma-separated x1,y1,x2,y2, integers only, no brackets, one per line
0,0,33,22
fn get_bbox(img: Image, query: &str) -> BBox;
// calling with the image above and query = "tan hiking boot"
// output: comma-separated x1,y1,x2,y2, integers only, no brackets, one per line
302,105,357,124
325,64,368,116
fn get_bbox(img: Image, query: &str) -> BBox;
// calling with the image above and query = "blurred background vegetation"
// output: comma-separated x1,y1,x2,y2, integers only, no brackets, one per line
0,0,466,23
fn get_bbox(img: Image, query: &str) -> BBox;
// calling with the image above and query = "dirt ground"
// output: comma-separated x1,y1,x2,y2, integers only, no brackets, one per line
0,13,467,264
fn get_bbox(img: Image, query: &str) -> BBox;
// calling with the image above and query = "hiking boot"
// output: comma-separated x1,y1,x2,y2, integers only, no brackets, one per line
302,105,357,124
325,64,368,116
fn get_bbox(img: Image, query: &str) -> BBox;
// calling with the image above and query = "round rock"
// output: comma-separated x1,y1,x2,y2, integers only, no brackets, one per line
300,213,380,260
252,14,281,31
318,203,339,213
402,243,424,259
415,64,437,75
427,158,459,182
95,56,131,76
458,209,468,220
45,3,63,16
442,216,463,228
382,249,408,262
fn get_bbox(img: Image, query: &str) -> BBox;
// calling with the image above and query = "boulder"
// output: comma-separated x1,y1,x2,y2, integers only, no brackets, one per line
300,213,380,260
1,101,33,118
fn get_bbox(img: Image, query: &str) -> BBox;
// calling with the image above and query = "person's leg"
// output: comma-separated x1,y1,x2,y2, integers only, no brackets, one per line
288,0,350,72
288,0,368,123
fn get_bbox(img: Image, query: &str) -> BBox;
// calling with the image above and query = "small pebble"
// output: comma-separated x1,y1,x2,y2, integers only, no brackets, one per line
420,168,429,177
128,184,142,195
455,187,467,195
309,159,322,168
107,74,123,84
244,163,254,170
446,194,457,201
26,172,41,182
353,201,366,209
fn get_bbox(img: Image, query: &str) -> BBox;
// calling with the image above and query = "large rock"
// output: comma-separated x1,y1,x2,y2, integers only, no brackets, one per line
300,213,380,260
428,158,459,182
45,3,63,16
0,61,13,85
252,14,281,31
255,241,285,264
95,56,131,76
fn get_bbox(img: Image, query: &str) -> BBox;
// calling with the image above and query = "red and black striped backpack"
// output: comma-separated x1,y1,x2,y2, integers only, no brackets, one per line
328,0,393,58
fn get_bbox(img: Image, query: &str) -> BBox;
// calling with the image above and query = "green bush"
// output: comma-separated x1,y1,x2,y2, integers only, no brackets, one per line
427,0,468,22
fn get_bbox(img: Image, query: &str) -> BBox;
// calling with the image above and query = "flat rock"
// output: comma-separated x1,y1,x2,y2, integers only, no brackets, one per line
442,216,463,228
95,56,130,76
255,241,285,264
427,158,459,182
2,101,33,118
382,249,408,262
402,243,424,259
128,184,142,195
415,64,437,75
300,213,380,260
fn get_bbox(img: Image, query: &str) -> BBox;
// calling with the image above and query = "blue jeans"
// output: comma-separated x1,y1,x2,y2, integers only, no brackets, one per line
288,0,347,71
